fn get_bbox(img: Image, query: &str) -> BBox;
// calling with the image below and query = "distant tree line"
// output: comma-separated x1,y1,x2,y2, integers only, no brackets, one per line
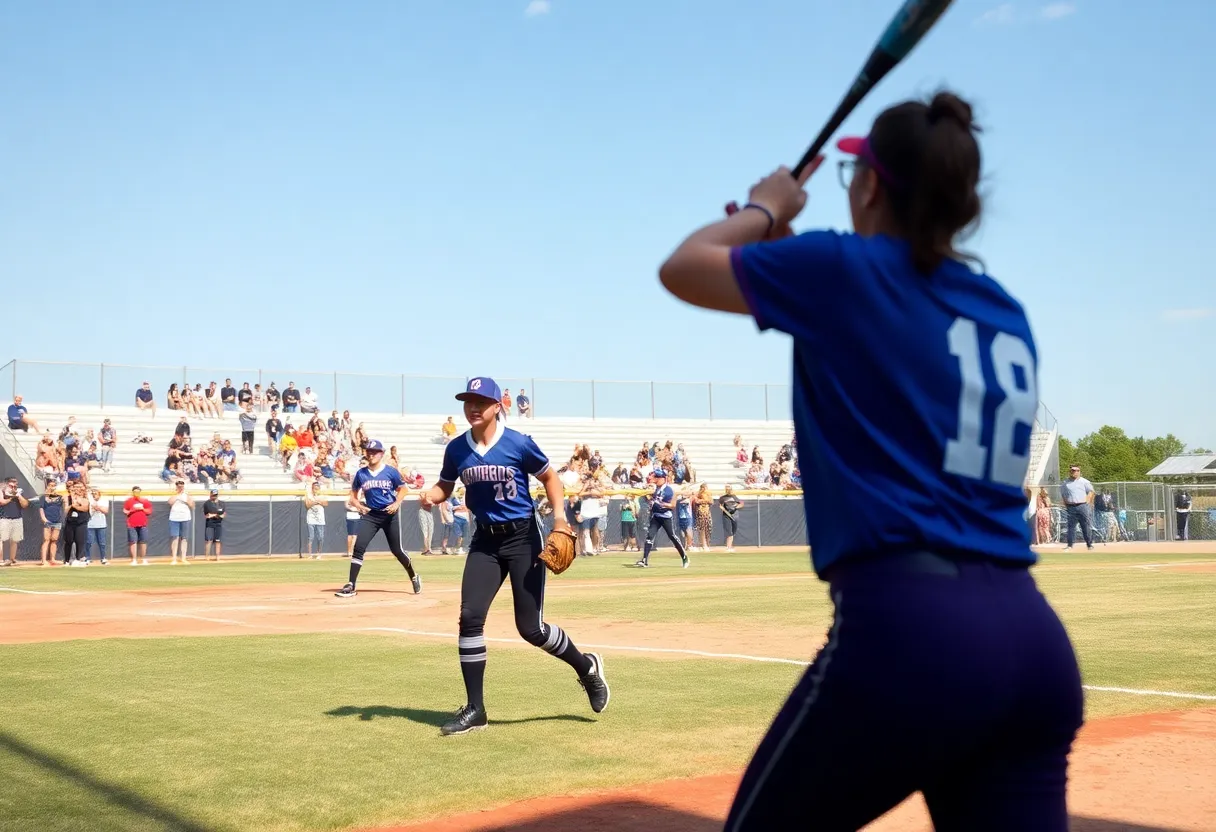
1058,426,1212,482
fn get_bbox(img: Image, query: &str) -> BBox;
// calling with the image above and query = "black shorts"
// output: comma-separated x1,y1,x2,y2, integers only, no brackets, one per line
205,524,223,541
621,520,636,537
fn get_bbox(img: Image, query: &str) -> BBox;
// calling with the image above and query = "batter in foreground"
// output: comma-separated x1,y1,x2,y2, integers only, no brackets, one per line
658,91,1084,831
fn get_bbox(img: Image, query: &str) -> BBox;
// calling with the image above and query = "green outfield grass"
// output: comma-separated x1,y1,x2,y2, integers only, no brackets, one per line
2,549,1214,831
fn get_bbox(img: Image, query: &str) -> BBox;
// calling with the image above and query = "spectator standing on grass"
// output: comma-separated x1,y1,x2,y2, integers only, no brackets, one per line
39,480,64,566
1060,465,1095,550
418,494,435,555
203,488,226,561
719,484,743,552
620,493,639,552
220,379,238,413
124,486,152,565
692,483,714,551
62,480,91,567
344,492,363,558
305,480,327,559
135,382,157,417
1175,489,1193,541
7,395,40,433
0,477,30,566
87,486,109,565
438,493,456,554
239,404,257,454
167,480,193,565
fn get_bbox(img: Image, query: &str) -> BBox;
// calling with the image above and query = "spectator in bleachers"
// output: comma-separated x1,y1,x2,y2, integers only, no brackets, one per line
0,477,30,566
306,412,326,440
238,404,257,454
300,386,319,414
354,422,369,452
35,435,59,481
167,384,183,411
216,440,241,487
435,416,455,444
629,464,646,487
7,395,41,433
516,389,531,418
281,382,300,413
500,388,512,420
327,410,341,432
265,407,283,457
221,379,238,413
238,382,253,409
293,452,314,483
167,480,194,565
266,382,282,411
123,486,152,565
693,483,714,551
205,382,224,418
97,418,117,473
253,383,265,411
40,479,64,566
751,446,763,467
135,382,157,417
332,452,352,483
64,444,89,487
295,424,315,457
180,384,200,416
612,462,629,485
195,450,217,488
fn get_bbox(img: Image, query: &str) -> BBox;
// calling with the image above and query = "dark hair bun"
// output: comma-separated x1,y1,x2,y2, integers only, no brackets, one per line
927,92,977,132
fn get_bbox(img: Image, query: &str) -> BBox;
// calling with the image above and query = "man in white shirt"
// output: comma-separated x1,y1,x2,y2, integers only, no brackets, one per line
300,387,319,414
1059,465,1095,551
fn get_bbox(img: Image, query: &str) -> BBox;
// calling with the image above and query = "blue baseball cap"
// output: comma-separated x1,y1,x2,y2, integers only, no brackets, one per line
365,439,385,453
456,377,502,403
652,468,667,479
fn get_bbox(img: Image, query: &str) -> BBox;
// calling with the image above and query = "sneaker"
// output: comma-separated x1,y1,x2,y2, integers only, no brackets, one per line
411,575,422,595
334,582,357,598
440,704,488,737
634,560,648,568
578,653,610,714
682,557,690,569
100,559,108,565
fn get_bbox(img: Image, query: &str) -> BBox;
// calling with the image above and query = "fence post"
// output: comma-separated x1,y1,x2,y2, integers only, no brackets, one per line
531,377,536,418
333,371,338,412
591,380,596,420
764,384,770,421
650,382,655,420
400,375,406,416
182,366,188,388
267,495,274,557
756,499,762,548
10,361,15,401
99,364,105,409
708,382,713,420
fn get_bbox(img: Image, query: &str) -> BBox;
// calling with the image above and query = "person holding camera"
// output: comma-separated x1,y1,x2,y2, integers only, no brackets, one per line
0,477,30,566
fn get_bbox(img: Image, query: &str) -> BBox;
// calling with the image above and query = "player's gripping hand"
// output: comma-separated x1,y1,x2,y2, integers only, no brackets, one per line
744,158,823,229
385,501,401,515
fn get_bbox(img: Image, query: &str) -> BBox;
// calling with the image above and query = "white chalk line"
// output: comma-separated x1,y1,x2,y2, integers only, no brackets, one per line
0,586,85,596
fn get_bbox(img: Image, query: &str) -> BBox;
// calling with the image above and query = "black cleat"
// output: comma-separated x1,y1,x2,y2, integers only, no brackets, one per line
579,652,610,714
334,582,356,598
634,559,648,568
440,704,488,737
411,574,422,594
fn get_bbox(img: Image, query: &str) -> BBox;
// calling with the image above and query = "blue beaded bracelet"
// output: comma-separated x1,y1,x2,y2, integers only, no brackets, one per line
741,202,775,235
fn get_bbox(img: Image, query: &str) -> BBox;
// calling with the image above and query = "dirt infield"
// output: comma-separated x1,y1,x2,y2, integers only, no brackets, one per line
3,576,1214,831
372,709,1216,832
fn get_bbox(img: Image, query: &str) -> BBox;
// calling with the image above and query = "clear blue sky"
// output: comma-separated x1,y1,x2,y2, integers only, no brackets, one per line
2,0,1213,445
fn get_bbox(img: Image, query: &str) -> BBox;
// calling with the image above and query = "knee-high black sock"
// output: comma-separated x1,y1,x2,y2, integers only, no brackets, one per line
540,624,593,676
458,634,487,709
348,556,363,586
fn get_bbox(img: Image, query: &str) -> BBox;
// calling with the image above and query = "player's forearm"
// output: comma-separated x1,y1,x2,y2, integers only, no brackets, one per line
424,482,454,505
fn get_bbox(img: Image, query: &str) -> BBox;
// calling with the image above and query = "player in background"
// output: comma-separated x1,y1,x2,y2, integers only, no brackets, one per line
636,469,688,568
335,439,421,597
658,91,1083,831
421,377,609,737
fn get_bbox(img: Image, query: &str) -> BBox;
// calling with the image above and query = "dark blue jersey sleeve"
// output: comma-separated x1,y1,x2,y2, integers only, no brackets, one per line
731,230,850,340
518,434,550,477
439,441,460,484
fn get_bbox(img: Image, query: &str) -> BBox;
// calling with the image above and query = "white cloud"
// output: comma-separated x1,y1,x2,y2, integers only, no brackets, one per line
976,4,1016,26
1040,2,1076,19
524,0,551,16
1161,308,1214,321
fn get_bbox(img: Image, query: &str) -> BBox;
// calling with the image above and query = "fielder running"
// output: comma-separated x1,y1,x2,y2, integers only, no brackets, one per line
421,377,609,737
335,439,421,597
636,469,689,568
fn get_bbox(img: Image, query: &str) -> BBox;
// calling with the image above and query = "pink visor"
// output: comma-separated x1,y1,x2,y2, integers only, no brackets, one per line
836,136,900,188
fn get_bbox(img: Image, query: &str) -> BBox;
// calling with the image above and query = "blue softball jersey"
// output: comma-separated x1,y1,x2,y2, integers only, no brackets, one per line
439,428,549,524
650,484,675,519
731,231,1039,574
351,465,406,512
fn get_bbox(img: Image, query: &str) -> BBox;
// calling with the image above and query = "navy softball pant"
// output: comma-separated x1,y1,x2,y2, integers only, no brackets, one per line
725,551,1083,832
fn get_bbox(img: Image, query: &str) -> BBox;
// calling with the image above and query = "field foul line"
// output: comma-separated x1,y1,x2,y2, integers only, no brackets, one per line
1082,685,1216,701
0,587,84,595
